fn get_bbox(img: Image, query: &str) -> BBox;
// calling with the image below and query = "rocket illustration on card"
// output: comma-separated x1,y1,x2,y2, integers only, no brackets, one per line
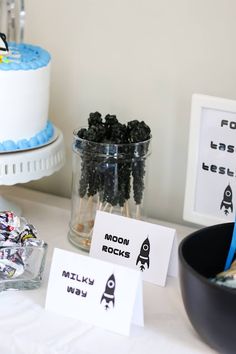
100,273,116,310
136,237,150,271
220,184,233,216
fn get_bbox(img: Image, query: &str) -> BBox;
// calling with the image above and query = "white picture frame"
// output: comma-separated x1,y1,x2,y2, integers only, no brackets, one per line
183,94,236,226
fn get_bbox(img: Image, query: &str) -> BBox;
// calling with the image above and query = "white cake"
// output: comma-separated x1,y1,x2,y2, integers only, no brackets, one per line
0,42,54,151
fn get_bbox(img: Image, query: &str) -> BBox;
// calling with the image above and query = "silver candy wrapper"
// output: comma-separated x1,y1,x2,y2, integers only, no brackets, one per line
212,260,236,288
0,211,43,279
0,256,24,279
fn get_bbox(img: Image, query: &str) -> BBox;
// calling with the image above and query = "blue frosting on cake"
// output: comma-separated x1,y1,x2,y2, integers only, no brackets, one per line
0,43,51,71
0,121,54,152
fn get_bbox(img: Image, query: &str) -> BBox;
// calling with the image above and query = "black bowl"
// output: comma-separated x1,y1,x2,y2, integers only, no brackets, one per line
179,222,236,354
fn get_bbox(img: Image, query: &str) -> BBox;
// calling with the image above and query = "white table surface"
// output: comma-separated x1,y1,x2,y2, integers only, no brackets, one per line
0,186,217,354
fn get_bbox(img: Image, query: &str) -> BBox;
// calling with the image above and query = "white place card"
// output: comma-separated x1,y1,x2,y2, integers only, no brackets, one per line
90,211,177,286
45,248,143,336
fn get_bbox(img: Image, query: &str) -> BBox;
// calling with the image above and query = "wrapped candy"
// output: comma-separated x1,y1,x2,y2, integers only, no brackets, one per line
0,211,43,279
0,249,24,279
212,259,236,288
0,211,21,242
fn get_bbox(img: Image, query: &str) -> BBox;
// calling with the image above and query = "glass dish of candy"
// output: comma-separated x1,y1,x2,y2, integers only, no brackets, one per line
0,211,48,291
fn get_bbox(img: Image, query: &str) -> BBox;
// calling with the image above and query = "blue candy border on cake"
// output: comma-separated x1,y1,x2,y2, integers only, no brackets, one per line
0,121,54,152
0,43,51,70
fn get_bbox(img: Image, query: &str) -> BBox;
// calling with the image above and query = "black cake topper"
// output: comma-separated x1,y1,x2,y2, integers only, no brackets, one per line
0,33,9,54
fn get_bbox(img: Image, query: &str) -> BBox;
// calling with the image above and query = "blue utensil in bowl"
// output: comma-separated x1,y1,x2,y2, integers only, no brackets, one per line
179,222,236,354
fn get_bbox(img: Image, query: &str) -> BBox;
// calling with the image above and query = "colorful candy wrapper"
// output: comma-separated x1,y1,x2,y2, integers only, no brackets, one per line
212,259,236,288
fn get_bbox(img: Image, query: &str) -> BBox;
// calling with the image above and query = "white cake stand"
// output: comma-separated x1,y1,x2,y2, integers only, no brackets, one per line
0,128,65,214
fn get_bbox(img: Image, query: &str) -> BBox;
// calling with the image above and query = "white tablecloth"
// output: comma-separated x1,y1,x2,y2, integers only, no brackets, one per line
0,186,217,354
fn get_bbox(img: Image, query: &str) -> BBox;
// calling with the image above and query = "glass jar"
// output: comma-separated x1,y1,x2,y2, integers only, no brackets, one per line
68,130,151,251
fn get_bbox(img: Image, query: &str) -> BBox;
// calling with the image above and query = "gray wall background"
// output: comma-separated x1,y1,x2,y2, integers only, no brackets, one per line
22,0,236,226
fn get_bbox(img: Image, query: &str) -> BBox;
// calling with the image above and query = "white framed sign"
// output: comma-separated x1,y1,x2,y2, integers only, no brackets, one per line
184,94,236,226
